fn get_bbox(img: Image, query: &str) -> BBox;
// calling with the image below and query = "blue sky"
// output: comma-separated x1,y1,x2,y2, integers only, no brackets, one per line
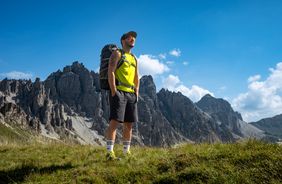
1,0,282,121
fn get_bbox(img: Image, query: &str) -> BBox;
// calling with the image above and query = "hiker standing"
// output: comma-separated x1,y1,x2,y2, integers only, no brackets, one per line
105,31,139,160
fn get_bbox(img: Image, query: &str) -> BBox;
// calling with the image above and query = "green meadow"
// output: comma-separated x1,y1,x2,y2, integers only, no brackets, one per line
0,136,281,183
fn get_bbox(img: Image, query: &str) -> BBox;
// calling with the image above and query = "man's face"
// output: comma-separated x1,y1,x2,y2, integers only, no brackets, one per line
124,35,136,48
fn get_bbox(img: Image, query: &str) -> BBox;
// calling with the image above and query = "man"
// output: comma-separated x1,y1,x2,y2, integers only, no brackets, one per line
105,31,139,160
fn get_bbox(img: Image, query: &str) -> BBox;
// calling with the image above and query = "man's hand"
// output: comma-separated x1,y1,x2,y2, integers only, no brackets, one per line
111,89,117,97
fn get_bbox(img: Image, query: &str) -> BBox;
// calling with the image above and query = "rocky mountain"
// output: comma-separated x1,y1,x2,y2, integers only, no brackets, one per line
0,61,270,146
136,75,189,146
158,90,235,142
0,62,107,145
251,114,282,139
196,94,265,139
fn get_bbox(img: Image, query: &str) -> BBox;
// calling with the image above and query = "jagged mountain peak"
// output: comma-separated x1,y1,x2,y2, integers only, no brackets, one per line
158,88,194,105
198,94,225,104
251,114,282,139
71,61,85,68
46,61,88,80
140,75,153,81
201,93,213,99
197,94,242,119
139,75,156,98
159,88,187,96
140,75,155,87
197,94,235,114
196,93,248,137
68,61,87,73
253,114,282,122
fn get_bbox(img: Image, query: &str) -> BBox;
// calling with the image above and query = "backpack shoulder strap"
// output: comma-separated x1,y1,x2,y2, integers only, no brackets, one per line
116,49,125,69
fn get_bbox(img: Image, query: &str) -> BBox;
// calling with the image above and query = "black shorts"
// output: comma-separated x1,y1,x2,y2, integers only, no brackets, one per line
109,90,138,123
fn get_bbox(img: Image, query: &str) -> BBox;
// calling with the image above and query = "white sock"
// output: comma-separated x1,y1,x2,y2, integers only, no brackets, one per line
123,141,131,154
107,140,114,152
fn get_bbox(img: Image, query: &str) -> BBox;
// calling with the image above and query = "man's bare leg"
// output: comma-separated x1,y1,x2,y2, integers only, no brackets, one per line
123,122,133,154
106,119,119,152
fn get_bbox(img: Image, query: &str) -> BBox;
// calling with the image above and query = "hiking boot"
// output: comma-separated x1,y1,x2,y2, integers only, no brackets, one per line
124,150,132,156
106,151,117,161
123,150,136,161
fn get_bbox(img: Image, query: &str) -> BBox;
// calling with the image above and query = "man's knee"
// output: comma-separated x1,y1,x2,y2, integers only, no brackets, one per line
123,122,133,130
109,119,119,129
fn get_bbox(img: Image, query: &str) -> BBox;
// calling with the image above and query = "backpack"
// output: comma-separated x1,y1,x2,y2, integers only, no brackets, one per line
99,44,122,90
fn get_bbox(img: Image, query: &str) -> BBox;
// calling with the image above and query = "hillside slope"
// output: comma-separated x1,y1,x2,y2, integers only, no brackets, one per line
0,140,281,183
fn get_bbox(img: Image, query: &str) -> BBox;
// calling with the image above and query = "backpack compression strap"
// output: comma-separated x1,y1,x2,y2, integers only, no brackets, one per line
115,80,135,90
116,49,125,69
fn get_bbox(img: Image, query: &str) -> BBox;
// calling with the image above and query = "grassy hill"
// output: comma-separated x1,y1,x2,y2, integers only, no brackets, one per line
0,139,282,184
0,123,35,145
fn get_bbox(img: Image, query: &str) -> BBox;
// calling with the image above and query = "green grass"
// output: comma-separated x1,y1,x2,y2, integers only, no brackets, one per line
0,123,33,144
0,140,282,183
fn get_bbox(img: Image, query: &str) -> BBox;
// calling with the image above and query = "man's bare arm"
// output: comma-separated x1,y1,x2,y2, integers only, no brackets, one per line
108,50,121,96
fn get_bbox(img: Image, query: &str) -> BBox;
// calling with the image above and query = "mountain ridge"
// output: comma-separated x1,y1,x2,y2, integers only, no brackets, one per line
1,61,279,145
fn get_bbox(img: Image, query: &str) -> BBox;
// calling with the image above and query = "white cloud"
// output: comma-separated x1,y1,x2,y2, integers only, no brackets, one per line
248,74,261,83
162,74,213,102
137,54,169,76
232,62,282,122
177,85,214,102
162,74,181,90
159,53,166,59
0,71,33,80
169,49,181,57
183,61,189,66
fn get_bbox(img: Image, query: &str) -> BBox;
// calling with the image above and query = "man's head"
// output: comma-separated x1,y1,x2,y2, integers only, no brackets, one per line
120,31,137,48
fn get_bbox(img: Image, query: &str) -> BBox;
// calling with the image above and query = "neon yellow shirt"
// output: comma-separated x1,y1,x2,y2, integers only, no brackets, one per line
115,52,136,93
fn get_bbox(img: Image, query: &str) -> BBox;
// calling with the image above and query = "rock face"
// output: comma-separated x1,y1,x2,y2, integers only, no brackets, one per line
44,61,102,118
0,61,270,146
0,68,105,145
0,80,41,131
158,90,234,142
196,94,265,139
196,94,242,135
137,76,189,146
251,114,282,139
